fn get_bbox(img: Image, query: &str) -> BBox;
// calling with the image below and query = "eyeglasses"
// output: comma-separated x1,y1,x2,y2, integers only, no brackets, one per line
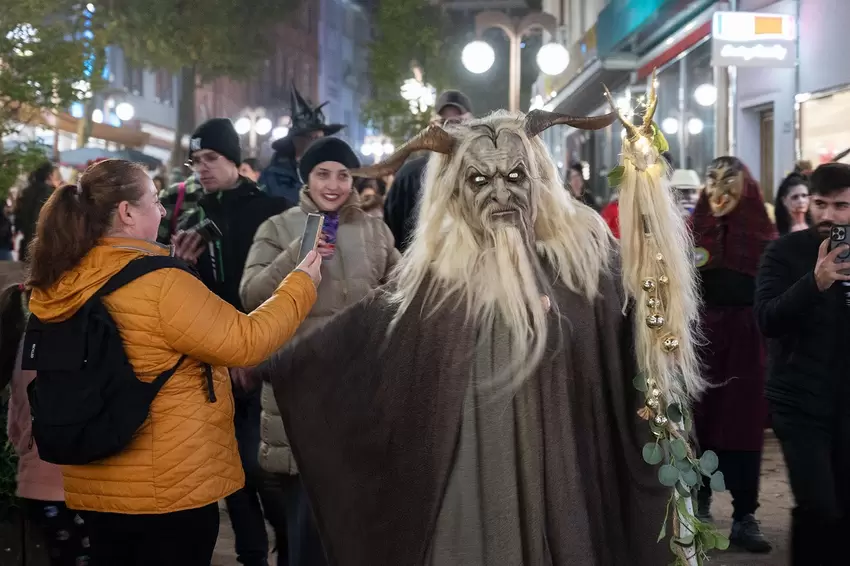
184,153,221,170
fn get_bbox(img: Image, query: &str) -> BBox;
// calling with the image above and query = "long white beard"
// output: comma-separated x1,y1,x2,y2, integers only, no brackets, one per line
467,224,549,391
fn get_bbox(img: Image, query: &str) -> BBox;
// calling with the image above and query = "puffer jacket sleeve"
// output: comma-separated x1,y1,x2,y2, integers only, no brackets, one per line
241,217,300,311
158,267,316,368
380,220,401,282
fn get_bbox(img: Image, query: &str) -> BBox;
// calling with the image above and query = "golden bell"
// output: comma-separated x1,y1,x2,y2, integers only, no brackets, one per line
658,275,670,285
642,278,656,292
646,314,665,329
651,388,661,398
646,397,660,410
646,297,661,309
662,336,680,353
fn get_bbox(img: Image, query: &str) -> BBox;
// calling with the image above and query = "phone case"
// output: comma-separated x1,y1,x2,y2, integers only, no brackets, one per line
297,214,325,263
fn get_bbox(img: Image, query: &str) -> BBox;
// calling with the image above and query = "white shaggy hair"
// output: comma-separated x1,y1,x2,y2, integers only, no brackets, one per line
387,112,614,390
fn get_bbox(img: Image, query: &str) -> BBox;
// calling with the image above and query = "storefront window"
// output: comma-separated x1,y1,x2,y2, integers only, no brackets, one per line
800,89,850,167
683,41,715,176
654,62,681,167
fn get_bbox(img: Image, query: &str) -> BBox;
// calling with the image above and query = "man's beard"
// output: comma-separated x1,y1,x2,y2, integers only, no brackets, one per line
471,222,549,390
815,221,833,238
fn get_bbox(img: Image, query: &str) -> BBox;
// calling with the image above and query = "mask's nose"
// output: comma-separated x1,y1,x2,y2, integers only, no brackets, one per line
492,182,511,206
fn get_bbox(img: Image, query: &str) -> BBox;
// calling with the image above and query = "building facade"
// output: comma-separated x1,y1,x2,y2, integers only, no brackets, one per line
317,0,372,151
6,45,180,168
196,1,320,163
535,0,849,202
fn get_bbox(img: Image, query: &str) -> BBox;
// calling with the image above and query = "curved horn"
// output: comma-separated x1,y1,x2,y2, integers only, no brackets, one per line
641,68,658,136
603,84,640,141
524,109,618,138
349,124,455,178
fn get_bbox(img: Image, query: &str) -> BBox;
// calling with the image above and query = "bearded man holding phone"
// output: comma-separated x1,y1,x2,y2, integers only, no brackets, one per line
755,162,850,565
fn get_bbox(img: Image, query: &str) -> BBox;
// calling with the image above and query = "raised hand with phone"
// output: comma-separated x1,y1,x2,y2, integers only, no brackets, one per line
240,137,399,566
816,226,850,291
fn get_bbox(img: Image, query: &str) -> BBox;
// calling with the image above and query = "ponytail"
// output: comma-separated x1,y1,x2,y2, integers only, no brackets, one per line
27,184,97,289
0,284,27,391
26,159,149,290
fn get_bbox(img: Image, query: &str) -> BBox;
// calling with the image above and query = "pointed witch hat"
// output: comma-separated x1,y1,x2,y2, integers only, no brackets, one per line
272,86,346,152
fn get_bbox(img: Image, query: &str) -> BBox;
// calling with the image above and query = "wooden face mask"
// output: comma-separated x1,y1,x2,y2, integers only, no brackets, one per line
705,157,745,217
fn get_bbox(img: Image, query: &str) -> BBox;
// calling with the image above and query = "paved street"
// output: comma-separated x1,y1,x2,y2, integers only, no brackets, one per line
213,433,792,566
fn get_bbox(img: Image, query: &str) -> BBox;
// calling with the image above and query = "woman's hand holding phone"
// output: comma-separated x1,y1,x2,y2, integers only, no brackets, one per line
296,250,323,288
172,230,206,264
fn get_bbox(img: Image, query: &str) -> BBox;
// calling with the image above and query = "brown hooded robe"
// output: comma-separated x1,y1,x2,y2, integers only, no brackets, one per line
260,259,669,566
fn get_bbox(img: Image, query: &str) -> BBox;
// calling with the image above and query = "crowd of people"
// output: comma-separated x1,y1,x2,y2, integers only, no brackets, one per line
0,82,847,566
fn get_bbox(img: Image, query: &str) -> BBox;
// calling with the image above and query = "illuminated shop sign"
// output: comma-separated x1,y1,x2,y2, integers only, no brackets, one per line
711,11,797,68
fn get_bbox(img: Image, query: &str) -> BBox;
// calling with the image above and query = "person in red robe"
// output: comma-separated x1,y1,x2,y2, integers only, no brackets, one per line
691,156,777,553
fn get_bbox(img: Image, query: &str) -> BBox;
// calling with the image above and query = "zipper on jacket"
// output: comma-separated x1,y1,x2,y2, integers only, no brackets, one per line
335,224,349,301
204,364,217,403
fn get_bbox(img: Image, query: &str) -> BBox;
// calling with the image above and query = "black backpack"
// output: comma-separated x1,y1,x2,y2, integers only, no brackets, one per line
22,255,216,466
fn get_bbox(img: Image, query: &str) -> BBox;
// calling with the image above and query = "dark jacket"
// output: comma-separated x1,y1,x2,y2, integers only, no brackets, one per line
383,156,427,252
754,229,850,418
259,156,301,207
14,182,53,261
179,177,290,311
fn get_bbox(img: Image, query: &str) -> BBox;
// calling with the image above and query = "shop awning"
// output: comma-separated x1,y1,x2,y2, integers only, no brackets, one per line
41,110,150,148
597,0,715,58
546,55,637,117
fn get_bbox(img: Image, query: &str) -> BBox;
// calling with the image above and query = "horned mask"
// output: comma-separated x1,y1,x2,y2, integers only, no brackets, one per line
349,110,618,180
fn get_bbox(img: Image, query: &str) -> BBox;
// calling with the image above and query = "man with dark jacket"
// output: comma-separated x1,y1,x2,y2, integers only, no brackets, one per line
383,90,473,251
754,162,850,565
173,118,289,566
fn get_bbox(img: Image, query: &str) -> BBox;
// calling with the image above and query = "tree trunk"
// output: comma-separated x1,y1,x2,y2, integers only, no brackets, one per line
170,65,197,175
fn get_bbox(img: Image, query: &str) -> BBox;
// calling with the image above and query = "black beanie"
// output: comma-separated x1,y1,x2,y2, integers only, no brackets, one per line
299,137,360,181
189,118,242,166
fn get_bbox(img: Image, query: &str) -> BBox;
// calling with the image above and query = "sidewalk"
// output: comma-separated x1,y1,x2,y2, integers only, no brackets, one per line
213,434,791,566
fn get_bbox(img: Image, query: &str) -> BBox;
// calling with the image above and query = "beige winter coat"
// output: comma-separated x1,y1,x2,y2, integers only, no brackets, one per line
240,187,399,475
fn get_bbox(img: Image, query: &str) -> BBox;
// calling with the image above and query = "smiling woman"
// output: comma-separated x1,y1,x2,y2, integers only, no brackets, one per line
239,137,400,566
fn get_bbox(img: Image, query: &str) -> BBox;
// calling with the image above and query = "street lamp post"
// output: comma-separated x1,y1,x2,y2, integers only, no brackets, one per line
463,11,562,113
234,108,273,158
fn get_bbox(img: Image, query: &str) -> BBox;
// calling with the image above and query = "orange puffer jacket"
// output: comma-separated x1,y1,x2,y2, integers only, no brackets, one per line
28,237,316,514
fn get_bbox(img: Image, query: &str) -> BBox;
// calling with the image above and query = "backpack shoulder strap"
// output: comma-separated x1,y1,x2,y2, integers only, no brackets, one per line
96,255,196,299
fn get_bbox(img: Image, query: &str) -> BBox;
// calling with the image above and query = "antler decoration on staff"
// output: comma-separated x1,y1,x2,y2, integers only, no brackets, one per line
604,69,725,565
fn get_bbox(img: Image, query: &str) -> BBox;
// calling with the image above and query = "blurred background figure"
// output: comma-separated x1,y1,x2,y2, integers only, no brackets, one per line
260,86,345,208
670,169,702,218
152,175,166,194
240,158,262,184
775,173,811,235
354,177,386,217
793,160,814,177
567,162,597,210
13,162,62,263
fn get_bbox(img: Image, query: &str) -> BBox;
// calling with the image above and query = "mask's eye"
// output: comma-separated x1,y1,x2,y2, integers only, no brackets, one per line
471,174,489,187
507,169,525,183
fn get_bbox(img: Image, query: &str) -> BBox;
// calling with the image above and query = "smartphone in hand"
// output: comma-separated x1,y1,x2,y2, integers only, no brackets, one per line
187,218,223,244
829,225,850,275
297,214,325,263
